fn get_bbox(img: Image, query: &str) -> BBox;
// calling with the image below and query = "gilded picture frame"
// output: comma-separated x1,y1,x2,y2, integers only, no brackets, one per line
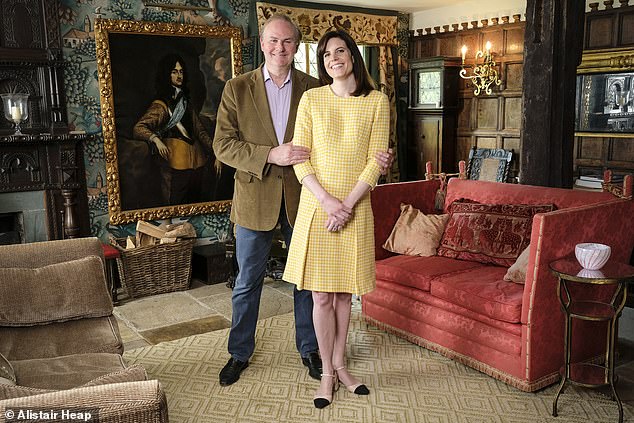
95,19,242,224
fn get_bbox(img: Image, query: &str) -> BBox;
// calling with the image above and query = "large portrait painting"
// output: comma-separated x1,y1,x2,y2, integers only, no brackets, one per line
95,19,242,224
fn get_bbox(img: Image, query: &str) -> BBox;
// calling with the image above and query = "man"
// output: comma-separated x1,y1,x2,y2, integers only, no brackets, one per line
213,14,393,386
134,54,217,205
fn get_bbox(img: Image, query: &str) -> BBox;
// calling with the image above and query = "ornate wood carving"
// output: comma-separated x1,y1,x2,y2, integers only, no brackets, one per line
0,0,68,135
61,189,80,238
0,0,84,241
0,134,90,239
0,150,40,186
578,48,634,73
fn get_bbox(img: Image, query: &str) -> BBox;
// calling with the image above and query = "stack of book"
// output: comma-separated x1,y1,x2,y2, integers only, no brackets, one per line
574,175,604,190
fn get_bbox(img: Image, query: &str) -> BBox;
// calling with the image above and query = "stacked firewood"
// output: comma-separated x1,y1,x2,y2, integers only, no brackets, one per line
124,221,196,250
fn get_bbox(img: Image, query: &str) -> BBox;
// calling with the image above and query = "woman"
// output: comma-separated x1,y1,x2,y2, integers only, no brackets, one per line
283,29,389,408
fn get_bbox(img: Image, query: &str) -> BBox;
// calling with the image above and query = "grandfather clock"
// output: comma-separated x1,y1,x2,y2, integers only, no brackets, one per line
407,57,460,179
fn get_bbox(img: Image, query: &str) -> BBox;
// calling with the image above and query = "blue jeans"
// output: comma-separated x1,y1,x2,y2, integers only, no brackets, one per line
228,206,318,362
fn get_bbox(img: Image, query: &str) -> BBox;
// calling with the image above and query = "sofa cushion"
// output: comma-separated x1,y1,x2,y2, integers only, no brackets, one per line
0,384,54,400
0,352,15,385
0,256,113,327
382,203,449,257
430,266,524,323
0,364,147,400
437,202,554,267
0,316,123,361
376,255,485,292
80,364,147,387
11,353,128,390
504,245,531,284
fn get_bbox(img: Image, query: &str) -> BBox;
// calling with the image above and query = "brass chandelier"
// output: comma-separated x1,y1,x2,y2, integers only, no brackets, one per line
459,42,502,96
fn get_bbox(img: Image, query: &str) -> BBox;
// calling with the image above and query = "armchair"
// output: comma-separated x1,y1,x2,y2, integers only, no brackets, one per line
0,238,168,422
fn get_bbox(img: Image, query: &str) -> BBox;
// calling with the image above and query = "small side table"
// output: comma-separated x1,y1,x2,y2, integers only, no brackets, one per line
550,257,634,423
101,243,121,305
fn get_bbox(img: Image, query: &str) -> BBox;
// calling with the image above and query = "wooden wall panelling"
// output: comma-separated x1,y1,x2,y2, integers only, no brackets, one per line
456,136,474,163
483,29,503,59
574,135,634,177
586,15,614,49
504,27,525,54
459,33,480,60
0,0,68,135
503,97,522,130
575,3,634,179
457,97,472,129
503,137,520,151
475,137,497,149
504,61,524,92
573,136,605,178
609,136,634,168
475,98,499,130
439,36,458,57
584,3,634,50
620,11,634,45
576,136,604,161
408,21,525,181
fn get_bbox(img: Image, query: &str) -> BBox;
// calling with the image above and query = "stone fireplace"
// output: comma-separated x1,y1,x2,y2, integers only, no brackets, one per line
0,191,47,244
0,211,22,245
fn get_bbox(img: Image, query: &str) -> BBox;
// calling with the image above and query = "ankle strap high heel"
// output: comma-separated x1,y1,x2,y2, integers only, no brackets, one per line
334,366,370,396
313,373,338,409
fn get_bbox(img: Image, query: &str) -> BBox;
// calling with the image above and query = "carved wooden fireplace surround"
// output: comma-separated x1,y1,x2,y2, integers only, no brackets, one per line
0,0,89,240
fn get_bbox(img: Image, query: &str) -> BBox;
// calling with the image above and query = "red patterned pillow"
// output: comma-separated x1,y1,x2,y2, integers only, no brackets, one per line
437,202,555,267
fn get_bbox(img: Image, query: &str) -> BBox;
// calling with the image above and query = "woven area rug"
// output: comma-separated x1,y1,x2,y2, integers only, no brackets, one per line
124,311,633,422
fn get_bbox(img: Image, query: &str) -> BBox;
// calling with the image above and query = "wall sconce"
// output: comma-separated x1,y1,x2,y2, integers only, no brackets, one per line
1,92,29,135
459,41,502,96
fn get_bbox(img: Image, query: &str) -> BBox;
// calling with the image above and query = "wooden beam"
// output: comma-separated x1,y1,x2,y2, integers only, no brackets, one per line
520,0,585,187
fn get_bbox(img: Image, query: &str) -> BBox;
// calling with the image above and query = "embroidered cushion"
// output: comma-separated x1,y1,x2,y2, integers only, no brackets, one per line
437,202,554,267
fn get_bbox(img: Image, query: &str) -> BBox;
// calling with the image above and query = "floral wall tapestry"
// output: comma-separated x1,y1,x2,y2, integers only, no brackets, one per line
256,2,401,182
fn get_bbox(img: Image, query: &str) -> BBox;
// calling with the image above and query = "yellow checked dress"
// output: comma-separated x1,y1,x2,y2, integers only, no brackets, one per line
283,86,389,295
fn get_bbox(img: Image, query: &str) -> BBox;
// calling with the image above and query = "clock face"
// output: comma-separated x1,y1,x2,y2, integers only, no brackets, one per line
417,71,441,106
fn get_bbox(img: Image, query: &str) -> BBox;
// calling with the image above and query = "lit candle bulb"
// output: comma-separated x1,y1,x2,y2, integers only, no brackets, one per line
485,41,491,58
461,45,467,63
10,105,22,122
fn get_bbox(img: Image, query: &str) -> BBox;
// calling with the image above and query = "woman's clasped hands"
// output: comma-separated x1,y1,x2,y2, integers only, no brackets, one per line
321,194,353,232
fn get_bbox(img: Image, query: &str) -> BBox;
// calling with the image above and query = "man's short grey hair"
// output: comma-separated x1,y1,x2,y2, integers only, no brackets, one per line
260,14,301,44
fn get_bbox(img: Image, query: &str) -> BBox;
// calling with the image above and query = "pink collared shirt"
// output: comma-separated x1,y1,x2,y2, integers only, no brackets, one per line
262,65,292,145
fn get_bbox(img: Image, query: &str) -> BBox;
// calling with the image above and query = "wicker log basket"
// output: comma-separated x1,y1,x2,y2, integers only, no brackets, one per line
110,238,194,299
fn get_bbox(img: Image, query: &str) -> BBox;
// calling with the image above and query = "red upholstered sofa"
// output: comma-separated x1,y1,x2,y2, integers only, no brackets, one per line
362,178,634,391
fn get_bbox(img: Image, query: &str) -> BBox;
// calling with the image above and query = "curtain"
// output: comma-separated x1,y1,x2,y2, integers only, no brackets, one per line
256,2,400,182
